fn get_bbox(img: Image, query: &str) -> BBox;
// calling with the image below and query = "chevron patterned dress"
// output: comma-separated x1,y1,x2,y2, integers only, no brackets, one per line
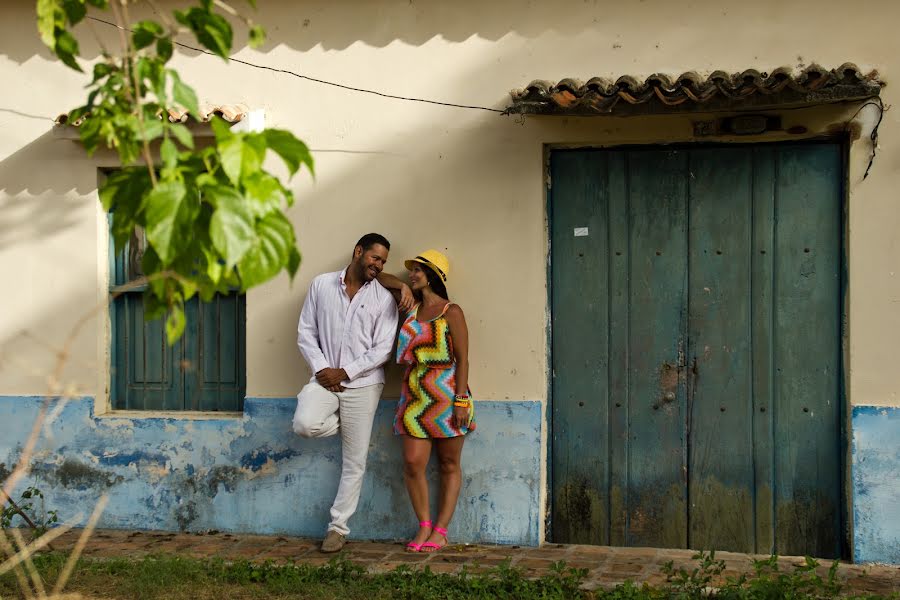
393,303,475,438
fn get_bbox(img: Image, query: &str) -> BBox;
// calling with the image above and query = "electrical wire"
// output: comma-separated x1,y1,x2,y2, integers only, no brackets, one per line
86,15,506,114
846,97,885,180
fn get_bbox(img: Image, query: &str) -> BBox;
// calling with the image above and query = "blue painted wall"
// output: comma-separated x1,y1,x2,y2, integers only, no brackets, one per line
0,396,541,545
851,406,900,564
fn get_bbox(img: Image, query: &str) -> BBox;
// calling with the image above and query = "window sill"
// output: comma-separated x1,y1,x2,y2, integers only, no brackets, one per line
95,409,245,420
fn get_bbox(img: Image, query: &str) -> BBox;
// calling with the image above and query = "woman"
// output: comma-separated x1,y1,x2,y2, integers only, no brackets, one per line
393,249,474,553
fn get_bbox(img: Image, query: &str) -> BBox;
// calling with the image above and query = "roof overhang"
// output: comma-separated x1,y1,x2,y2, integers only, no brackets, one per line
52,103,265,140
506,63,883,117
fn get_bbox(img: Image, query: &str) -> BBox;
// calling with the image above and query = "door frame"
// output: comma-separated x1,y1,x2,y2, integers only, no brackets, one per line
543,137,851,557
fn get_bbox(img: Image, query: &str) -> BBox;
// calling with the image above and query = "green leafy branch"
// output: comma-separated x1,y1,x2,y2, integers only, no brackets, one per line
36,0,313,342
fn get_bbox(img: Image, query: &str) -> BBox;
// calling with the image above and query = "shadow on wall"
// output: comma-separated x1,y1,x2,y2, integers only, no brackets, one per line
0,131,100,197
1,0,550,400
1,0,618,63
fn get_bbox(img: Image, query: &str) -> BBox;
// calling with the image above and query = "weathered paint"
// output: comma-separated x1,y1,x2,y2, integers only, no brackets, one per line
851,406,900,564
0,396,541,545
550,144,843,557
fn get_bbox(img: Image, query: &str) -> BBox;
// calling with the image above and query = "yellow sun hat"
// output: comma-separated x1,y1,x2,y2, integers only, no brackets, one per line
405,249,450,282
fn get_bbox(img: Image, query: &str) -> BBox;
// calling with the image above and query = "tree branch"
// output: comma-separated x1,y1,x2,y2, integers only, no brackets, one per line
112,0,158,186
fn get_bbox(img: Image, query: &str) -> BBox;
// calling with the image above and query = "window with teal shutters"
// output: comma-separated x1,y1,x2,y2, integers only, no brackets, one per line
109,225,246,411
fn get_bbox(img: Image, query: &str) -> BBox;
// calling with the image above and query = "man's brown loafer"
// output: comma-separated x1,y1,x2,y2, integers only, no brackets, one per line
321,530,346,553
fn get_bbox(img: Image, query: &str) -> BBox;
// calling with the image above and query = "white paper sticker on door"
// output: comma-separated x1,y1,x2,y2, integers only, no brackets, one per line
574,227,589,237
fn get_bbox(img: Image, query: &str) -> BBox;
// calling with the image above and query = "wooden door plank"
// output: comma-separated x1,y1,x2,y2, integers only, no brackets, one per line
686,147,755,552
197,295,219,411
608,151,630,546
751,146,777,554
624,149,688,549
772,144,842,558
550,150,611,544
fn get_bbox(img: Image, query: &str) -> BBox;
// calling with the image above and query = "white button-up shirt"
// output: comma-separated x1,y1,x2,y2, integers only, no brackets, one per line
297,269,399,388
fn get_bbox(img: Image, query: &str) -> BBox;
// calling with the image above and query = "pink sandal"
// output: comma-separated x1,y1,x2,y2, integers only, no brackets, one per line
405,520,433,552
419,526,448,553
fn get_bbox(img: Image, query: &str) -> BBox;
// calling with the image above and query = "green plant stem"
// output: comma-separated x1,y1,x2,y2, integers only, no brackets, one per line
112,0,158,186
1,491,56,552
1,490,40,532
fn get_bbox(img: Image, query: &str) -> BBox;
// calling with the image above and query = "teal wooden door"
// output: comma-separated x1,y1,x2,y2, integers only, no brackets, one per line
550,143,843,557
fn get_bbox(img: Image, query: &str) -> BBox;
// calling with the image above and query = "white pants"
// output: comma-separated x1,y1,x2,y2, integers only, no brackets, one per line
292,380,384,536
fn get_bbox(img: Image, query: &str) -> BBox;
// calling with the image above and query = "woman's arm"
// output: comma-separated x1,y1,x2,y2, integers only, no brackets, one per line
445,304,470,428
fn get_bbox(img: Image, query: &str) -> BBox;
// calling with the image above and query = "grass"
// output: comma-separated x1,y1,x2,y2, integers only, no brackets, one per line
2,553,587,600
0,550,896,600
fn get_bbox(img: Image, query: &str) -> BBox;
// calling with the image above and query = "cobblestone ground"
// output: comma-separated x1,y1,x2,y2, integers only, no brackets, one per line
38,529,900,596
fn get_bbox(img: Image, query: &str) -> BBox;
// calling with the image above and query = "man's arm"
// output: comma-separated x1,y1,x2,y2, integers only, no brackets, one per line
341,295,400,382
297,279,330,376
376,272,414,313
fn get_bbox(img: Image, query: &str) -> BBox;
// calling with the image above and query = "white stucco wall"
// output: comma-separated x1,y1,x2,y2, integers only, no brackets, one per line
2,0,899,408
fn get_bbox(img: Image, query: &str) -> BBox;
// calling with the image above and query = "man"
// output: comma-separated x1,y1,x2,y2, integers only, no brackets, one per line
293,233,407,553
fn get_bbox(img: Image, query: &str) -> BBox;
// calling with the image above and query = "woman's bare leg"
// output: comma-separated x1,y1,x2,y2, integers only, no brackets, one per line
402,435,433,547
421,435,465,551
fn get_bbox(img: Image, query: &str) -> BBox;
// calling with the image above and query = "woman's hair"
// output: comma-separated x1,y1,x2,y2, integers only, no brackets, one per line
415,264,448,301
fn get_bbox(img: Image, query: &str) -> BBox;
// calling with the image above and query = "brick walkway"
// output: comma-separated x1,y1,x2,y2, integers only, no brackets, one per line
41,529,900,596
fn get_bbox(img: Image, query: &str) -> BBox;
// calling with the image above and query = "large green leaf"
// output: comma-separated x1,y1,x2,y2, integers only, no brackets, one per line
287,245,301,279
101,168,151,249
78,113,102,155
243,172,283,218
132,20,163,50
209,115,233,143
156,36,173,62
175,7,233,59
141,57,165,95
238,211,295,289
201,245,224,286
136,117,164,142
160,137,178,171
55,30,82,71
218,134,264,187
165,300,186,344
36,0,61,47
142,180,187,264
199,12,233,59
168,122,194,149
264,129,314,177
61,0,86,25
169,70,199,117
208,186,255,268
217,135,244,186
91,62,114,84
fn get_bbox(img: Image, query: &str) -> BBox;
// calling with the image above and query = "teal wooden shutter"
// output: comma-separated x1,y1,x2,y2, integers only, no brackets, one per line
110,228,246,411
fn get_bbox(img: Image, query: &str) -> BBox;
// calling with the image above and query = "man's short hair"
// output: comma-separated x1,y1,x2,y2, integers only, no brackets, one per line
355,233,390,252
